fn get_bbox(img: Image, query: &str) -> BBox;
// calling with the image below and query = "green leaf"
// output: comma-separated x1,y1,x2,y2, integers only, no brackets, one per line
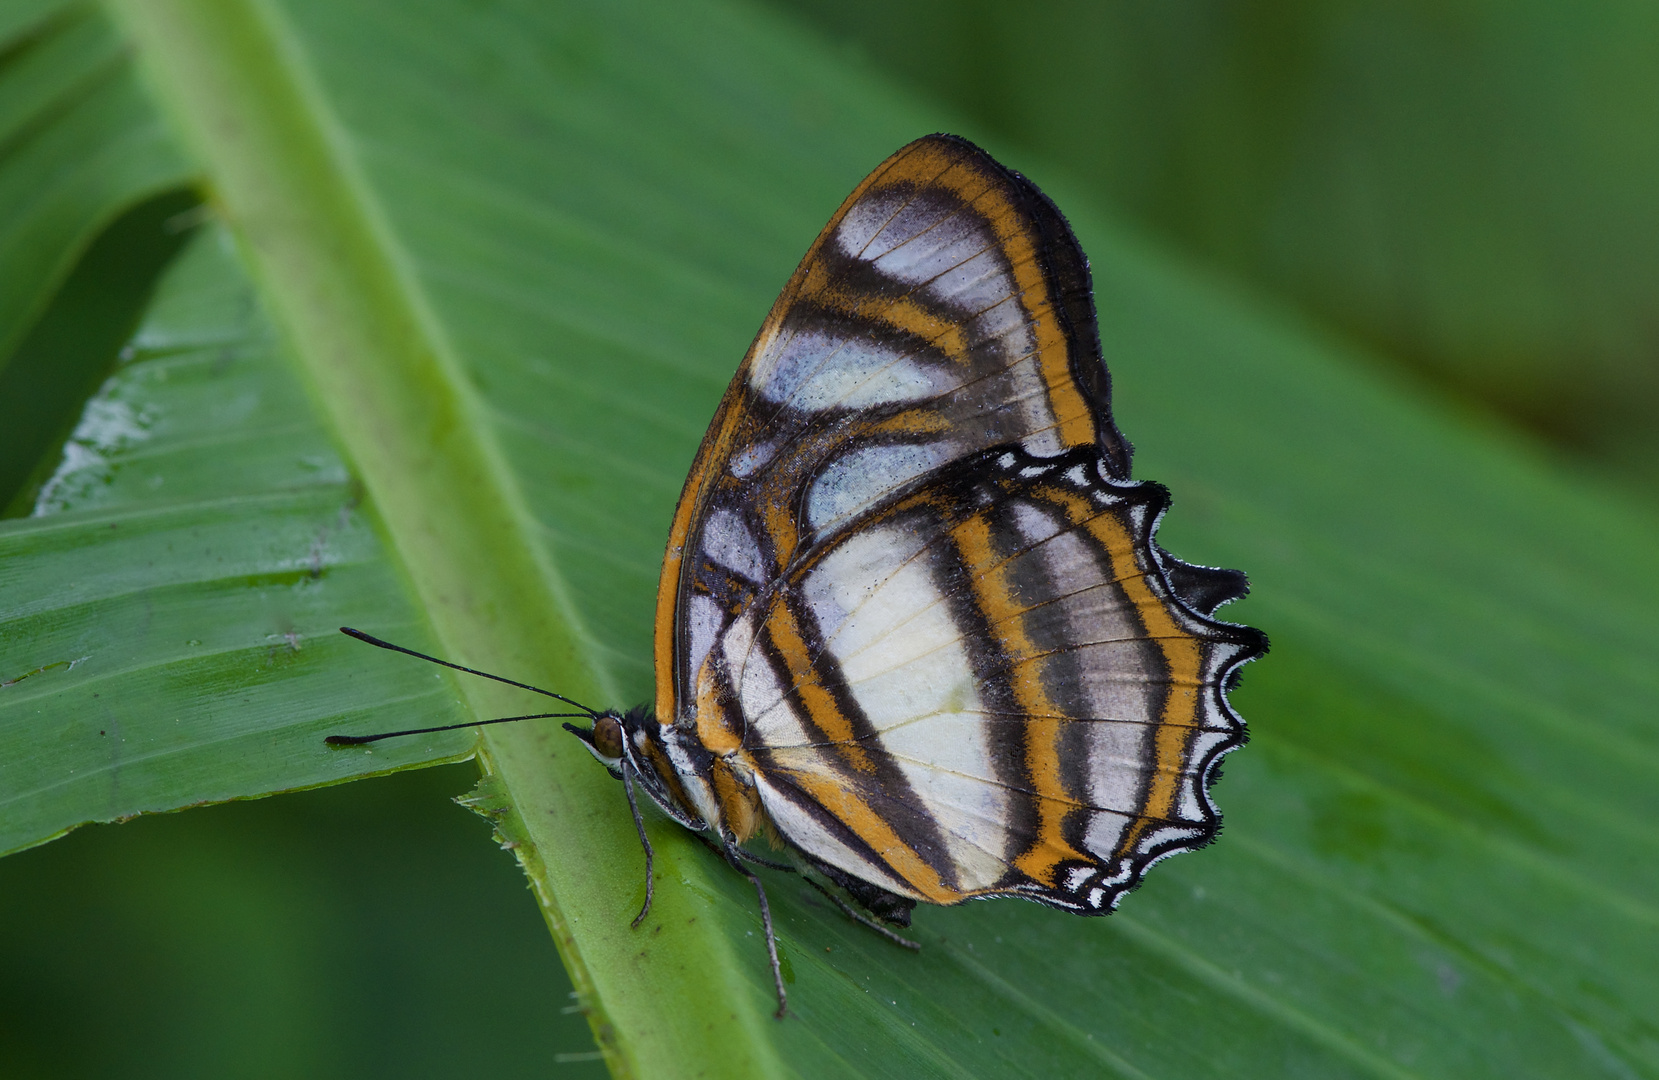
0,216,479,852
3,0,1654,1076
0,2,187,361
0,1,199,508
0,764,604,1076
771,0,1659,487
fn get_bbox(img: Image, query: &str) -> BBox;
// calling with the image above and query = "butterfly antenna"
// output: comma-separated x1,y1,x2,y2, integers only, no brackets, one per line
338,627,601,716
325,627,603,747
325,712,596,746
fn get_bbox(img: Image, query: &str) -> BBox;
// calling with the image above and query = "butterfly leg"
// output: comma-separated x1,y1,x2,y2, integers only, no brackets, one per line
714,837,916,949
620,759,655,929
720,838,788,1019
693,832,795,873
801,876,920,951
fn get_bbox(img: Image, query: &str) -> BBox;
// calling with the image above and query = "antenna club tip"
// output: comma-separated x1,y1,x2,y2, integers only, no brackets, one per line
324,734,367,746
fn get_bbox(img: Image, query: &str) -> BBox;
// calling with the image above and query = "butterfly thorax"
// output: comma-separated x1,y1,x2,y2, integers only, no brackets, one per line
607,703,772,847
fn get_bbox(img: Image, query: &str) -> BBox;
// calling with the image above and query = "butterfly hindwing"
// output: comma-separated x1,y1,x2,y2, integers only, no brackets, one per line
723,449,1259,911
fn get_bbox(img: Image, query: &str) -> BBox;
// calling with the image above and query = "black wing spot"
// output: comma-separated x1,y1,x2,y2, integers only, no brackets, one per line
1159,554,1250,616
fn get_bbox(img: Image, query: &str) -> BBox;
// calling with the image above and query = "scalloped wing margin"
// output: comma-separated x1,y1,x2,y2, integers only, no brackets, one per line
722,448,1267,914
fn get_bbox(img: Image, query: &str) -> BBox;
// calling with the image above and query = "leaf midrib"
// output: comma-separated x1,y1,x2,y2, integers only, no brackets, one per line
102,0,789,1076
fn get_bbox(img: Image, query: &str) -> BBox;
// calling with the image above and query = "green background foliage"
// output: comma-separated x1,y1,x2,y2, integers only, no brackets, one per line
1,0,1654,1076
781,0,1659,492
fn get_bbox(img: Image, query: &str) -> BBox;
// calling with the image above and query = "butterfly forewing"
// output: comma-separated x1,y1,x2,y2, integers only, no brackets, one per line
654,133,1265,916
655,135,1132,718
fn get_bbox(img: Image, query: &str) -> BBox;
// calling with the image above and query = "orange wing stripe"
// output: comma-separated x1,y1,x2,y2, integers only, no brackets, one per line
769,765,959,904
762,598,877,774
950,512,1090,886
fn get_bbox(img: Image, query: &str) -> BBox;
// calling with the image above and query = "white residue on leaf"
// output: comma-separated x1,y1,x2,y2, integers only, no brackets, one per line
33,383,157,516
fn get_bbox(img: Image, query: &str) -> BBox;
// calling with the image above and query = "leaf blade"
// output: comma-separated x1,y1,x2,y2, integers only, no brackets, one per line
0,222,478,855
7,0,1650,1074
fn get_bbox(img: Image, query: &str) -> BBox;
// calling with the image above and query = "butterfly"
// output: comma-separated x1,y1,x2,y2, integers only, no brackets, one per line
332,133,1266,1018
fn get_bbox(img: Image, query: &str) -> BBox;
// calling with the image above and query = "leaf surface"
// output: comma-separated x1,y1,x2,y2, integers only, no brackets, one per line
0,218,477,854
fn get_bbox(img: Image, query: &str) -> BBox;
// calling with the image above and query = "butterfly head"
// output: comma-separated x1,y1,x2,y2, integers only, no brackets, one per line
563,710,630,770
563,708,713,833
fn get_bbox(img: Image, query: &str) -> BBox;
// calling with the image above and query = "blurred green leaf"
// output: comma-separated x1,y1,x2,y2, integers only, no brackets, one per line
2,0,1654,1077
0,763,605,1078
772,0,1659,488
0,1,188,364
0,188,200,514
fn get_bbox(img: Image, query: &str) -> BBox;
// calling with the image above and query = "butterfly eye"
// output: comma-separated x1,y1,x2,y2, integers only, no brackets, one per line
591,714,626,760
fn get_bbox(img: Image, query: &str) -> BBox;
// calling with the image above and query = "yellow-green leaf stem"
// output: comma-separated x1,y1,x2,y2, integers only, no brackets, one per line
103,0,781,1075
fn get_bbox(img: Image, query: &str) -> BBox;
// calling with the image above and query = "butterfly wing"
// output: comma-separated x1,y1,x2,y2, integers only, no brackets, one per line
657,134,1265,911
656,133,1130,722
730,449,1262,910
